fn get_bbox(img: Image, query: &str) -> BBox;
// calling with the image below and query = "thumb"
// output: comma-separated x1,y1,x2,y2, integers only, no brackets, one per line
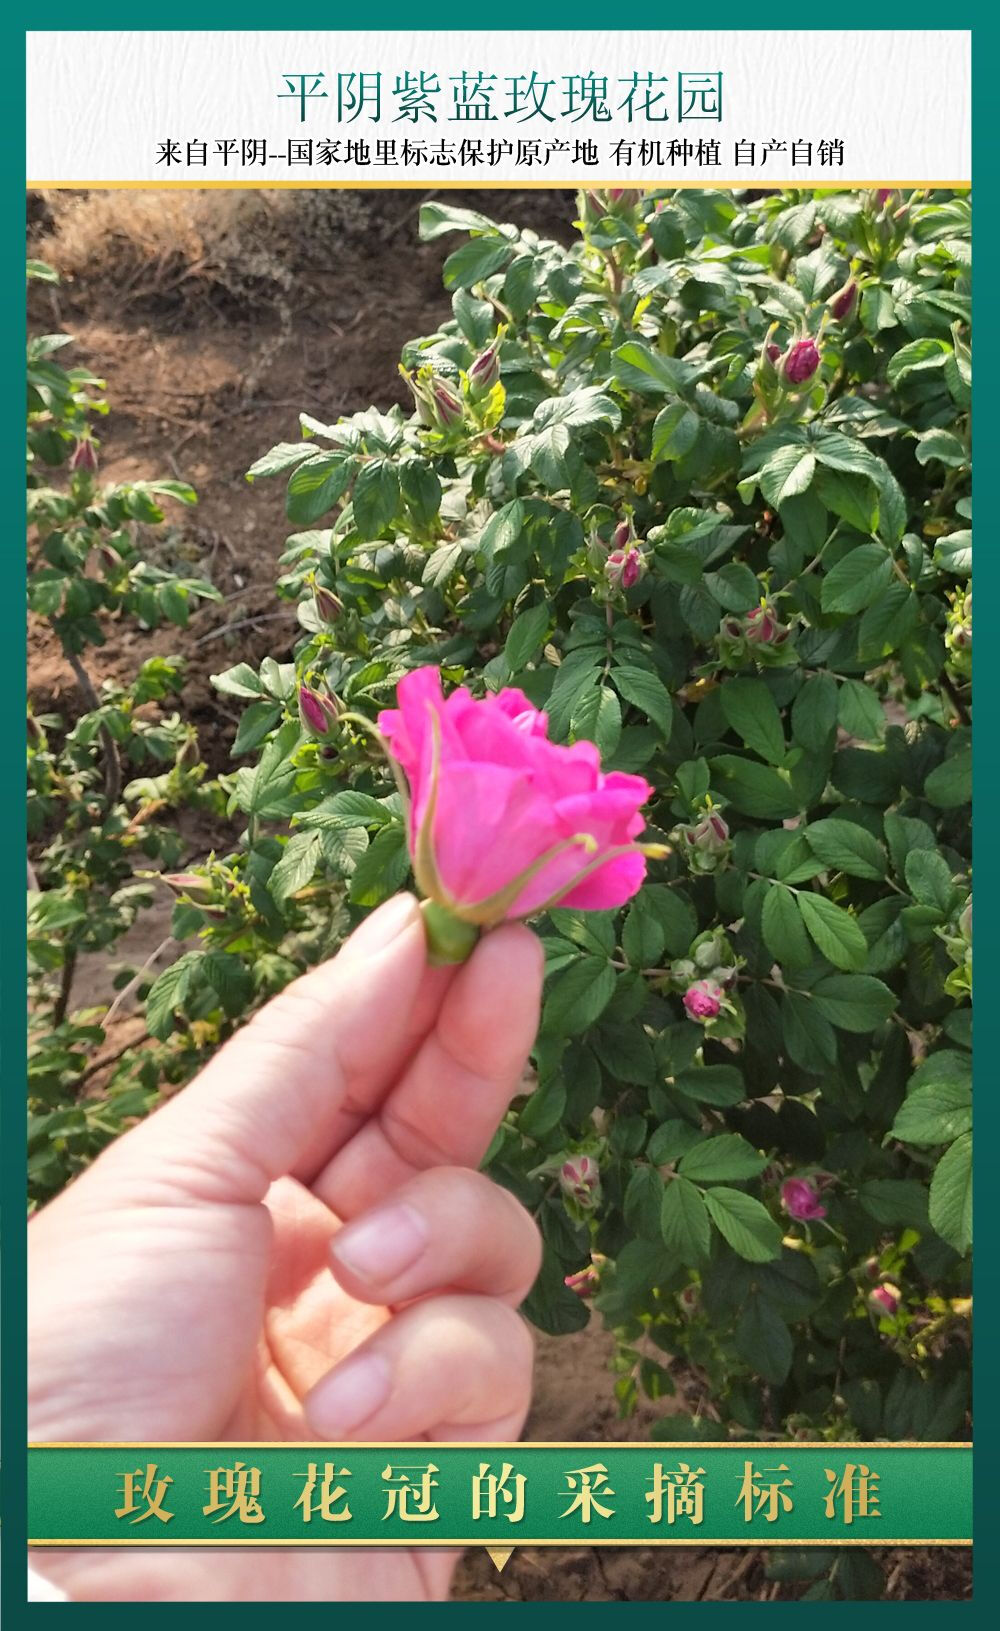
101,894,436,1205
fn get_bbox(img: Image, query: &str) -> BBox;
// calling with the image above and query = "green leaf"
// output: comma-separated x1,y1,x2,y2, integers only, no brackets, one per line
720,677,785,765
782,990,837,1071
798,894,868,970
571,683,622,759
442,236,513,290
622,895,666,967
145,952,201,1040
924,748,971,810
212,661,266,700
611,340,693,396
762,884,813,968
422,539,465,590
624,1166,666,1240
660,1176,711,1265
928,1132,972,1253
286,452,354,525
886,336,950,385
678,1133,766,1184
348,824,410,906
811,974,896,1031
352,458,400,540
814,467,878,533
642,884,698,956
545,956,617,1035
904,849,959,912
672,1063,746,1107
858,1178,929,1228
246,441,315,481
504,602,550,672
792,673,838,752
612,665,673,737
735,1300,793,1383
651,401,700,462
820,544,893,614
703,1188,783,1262
299,790,392,831
804,818,886,880
759,446,817,508
268,831,322,907
890,1073,971,1147
934,528,971,575
711,757,799,819
836,678,886,742
201,951,253,1018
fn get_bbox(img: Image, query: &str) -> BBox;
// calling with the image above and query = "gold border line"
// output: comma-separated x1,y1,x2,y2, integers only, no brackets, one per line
28,1538,972,1549
27,180,971,191
29,1439,970,1449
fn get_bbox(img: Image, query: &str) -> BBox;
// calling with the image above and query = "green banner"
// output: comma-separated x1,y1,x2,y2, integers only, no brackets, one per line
28,1443,970,1546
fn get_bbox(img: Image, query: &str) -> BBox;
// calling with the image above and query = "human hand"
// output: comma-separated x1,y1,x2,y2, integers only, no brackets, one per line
28,894,544,1601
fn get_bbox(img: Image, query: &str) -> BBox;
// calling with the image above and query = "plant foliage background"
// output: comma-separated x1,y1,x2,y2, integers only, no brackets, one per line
28,188,971,1491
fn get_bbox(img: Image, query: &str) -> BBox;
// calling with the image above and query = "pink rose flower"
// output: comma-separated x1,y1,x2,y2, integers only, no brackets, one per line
606,546,644,592
781,1177,827,1221
683,979,723,1021
377,668,654,926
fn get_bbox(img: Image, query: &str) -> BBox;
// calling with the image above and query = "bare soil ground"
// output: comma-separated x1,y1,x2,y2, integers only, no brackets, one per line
27,189,972,1603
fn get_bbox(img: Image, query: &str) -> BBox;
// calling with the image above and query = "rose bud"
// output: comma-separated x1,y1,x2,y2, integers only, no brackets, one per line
98,544,121,571
314,586,343,625
565,1259,604,1298
766,343,783,363
745,601,790,647
875,188,896,208
829,279,858,321
468,341,501,399
862,1256,882,1282
679,809,731,873
431,377,465,430
870,1282,901,1318
611,519,633,553
162,871,216,903
376,668,656,960
298,683,340,740
677,1283,700,1317
783,337,821,385
69,436,98,474
560,1154,602,1209
683,979,724,1022
606,546,645,592
781,1177,827,1222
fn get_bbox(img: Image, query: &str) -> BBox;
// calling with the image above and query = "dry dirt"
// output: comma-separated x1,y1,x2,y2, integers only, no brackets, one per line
28,189,972,1603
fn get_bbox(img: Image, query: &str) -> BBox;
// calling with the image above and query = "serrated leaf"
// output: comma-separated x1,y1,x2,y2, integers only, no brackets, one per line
504,602,550,672
651,401,700,462
759,446,816,508
703,1187,782,1262
268,831,322,906
820,544,893,614
678,1133,766,1184
612,664,673,736
798,894,868,970
811,974,896,1031
660,1176,711,1264
571,683,622,759
928,1132,972,1252
720,677,785,764
735,1300,793,1383
545,956,617,1035
145,952,201,1040
924,748,971,810
804,818,886,880
762,884,813,968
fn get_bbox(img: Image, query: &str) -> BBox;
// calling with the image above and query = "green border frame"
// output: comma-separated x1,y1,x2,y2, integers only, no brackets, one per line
5,9,982,1619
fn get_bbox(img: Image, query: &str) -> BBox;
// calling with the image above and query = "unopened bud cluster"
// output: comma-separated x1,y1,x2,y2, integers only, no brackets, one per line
673,803,731,875
718,599,796,668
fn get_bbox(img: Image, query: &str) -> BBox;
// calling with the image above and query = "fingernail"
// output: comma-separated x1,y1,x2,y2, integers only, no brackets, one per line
330,1203,428,1286
307,1351,392,1436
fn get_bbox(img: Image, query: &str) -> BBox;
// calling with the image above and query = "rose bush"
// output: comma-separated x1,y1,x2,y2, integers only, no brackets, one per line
29,188,972,1594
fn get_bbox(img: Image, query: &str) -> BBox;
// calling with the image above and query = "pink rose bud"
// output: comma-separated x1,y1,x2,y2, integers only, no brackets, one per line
678,1283,700,1316
766,343,783,363
829,279,858,321
781,1178,827,1221
875,188,896,208
298,684,339,740
869,1282,901,1317
565,1263,600,1298
683,979,724,1021
611,520,633,552
432,378,465,430
862,1256,881,1282
314,586,343,625
745,602,790,647
69,436,98,473
783,337,821,385
606,546,645,592
98,544,121,571
468,342,501,399
377,668,653,930
560,1154,602,1209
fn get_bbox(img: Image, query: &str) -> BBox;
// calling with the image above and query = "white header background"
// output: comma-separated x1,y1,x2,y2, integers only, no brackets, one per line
27,30,971,185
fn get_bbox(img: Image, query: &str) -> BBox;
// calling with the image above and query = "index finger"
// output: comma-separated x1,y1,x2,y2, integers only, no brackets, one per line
310,922,543,1218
